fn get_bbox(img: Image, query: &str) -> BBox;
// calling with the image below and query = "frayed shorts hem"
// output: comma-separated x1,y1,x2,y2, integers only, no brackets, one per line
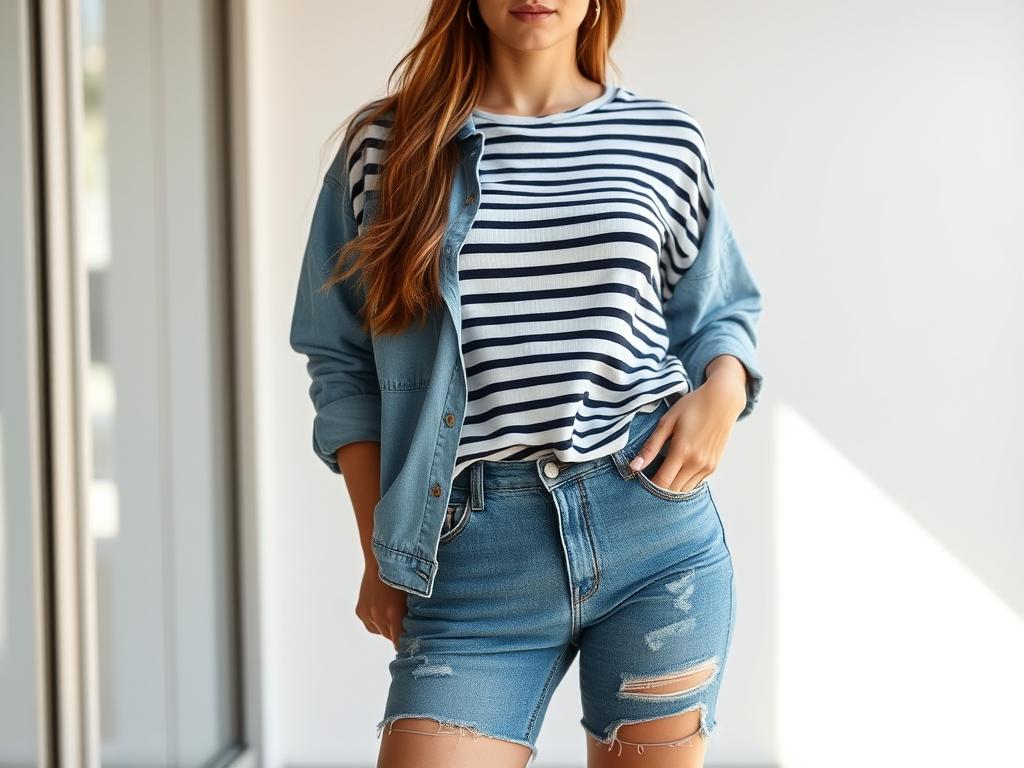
376,712,539,764
579,702,717,757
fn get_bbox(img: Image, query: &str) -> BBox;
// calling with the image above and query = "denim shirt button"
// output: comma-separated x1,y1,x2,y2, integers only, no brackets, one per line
429,483,442,497
444,412,456,427
465,194,475,205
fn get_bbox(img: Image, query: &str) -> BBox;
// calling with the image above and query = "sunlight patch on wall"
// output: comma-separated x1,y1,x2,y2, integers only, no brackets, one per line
775,402,1022,766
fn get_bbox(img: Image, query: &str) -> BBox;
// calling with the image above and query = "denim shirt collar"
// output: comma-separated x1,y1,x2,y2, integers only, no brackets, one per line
455,114,477,143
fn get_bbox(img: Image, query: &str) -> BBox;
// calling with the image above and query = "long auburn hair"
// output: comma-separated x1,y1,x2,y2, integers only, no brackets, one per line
319,0,625,337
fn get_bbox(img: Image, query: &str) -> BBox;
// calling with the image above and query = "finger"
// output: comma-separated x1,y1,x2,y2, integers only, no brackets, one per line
670,467,705,493
629,416,675,471
362,617,383,638
650,448,687,490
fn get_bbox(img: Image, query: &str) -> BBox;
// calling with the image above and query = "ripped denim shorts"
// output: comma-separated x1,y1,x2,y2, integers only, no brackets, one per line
376,395,736,763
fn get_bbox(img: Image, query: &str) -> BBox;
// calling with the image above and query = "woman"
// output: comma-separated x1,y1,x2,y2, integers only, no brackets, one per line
289,1,765,766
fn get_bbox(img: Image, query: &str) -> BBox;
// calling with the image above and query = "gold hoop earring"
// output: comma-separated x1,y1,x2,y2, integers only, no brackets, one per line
466,0,476,29
591,0,601,29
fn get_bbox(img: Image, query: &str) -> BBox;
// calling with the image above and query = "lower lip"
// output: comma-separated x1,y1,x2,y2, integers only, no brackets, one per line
510,10,555,22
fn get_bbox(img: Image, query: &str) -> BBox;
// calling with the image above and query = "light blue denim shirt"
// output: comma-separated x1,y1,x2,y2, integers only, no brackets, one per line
290,111,765,597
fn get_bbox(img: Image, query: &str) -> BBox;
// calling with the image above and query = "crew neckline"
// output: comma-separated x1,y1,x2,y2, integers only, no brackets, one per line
471,80,617,125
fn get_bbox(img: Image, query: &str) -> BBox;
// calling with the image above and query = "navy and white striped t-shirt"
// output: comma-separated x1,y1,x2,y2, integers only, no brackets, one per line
449,80,716,479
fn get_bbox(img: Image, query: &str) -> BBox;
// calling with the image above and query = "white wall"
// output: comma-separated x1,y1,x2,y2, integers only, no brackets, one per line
242,1,1024,766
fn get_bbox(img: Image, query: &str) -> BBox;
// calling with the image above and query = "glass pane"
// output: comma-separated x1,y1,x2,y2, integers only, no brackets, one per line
77,1,240,764
0,0,45,765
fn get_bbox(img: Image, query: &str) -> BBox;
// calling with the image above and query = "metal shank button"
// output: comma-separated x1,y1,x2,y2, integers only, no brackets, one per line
429,483,442,497
543,462,560,479
444,412,456,427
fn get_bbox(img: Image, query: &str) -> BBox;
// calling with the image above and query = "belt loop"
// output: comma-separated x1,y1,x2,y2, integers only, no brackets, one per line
470,461,485,511
610,448,635,480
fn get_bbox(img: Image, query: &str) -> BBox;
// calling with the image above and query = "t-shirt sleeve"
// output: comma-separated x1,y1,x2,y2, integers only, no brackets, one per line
655,112,717,304
658,113,766,420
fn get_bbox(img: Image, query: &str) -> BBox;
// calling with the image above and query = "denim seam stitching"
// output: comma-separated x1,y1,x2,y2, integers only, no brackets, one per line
525,644,570,739
379,381,429,392
574,478,602,604
708,484,734,734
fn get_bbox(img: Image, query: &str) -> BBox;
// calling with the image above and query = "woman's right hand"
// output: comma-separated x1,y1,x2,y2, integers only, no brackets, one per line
356,567,408,651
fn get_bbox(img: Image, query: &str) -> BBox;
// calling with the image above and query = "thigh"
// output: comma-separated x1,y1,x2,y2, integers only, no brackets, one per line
577,480,736,756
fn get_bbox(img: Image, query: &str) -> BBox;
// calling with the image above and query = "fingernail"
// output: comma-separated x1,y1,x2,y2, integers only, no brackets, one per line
629,455,645,470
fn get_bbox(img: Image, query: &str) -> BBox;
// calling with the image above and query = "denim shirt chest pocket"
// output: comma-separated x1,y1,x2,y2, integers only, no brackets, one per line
373,311,444,391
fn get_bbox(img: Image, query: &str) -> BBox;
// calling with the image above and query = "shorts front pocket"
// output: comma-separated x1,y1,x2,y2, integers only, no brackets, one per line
633,449,710,503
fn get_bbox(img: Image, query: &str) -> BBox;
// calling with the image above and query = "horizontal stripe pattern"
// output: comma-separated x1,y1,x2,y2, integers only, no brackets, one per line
449,82,716,478
339,85,716,478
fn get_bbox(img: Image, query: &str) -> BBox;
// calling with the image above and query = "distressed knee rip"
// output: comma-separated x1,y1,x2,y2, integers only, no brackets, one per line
588,659,717,755
618,656,719,699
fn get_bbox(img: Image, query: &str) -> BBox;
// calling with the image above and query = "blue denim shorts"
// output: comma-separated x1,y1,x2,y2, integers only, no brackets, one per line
376,396,736,763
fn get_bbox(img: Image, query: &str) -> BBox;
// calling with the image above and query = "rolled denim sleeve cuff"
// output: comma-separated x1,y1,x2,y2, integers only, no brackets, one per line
685,328,764,421
312,392,382,474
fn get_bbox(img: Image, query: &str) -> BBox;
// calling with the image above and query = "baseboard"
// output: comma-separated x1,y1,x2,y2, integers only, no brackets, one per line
290,763,778,768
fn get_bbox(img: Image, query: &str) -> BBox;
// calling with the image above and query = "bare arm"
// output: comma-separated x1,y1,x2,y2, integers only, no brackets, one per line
289,129,407,649
337,440,381,564
337,440,407,652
